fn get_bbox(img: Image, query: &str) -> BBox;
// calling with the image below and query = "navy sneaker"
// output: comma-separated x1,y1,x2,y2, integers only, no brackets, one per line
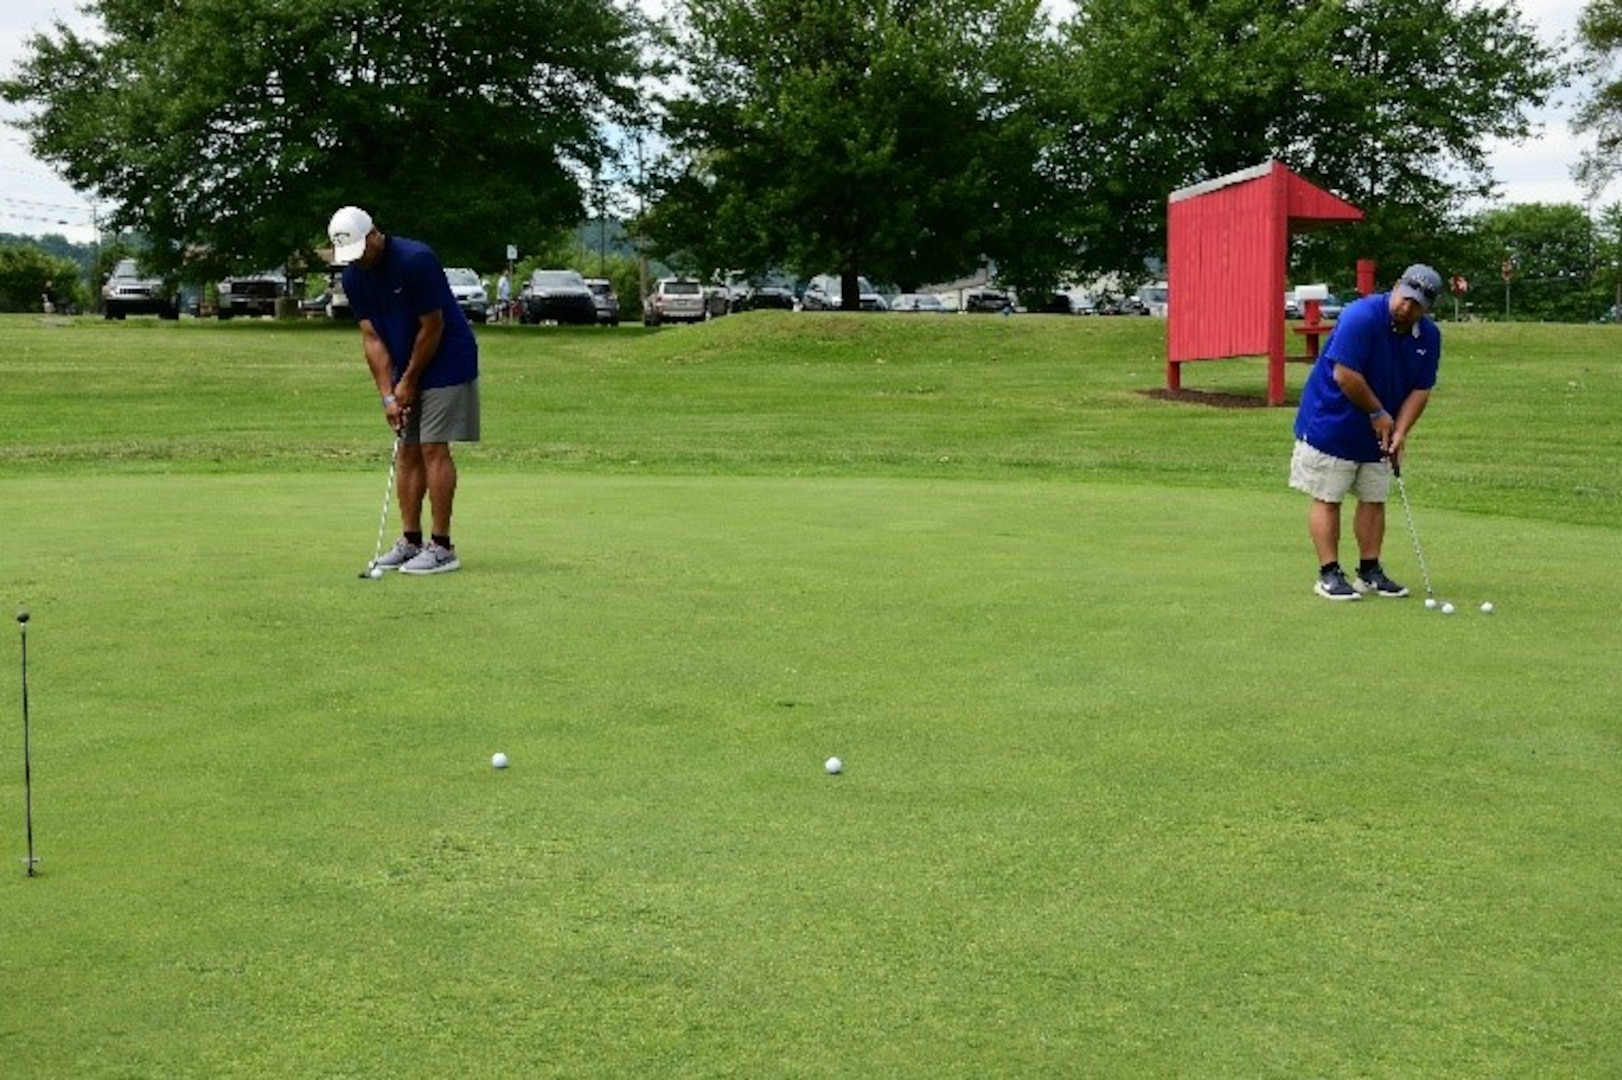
1354,565,1410,598
1314,566,1361,601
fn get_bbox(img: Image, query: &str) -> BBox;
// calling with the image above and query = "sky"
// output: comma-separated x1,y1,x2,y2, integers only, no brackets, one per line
0,0,1607,244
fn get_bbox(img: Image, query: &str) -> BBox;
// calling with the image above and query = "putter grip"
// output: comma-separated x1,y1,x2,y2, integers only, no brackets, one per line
1389,456,1402,478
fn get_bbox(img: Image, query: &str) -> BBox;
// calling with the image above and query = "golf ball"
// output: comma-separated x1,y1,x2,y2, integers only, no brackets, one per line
824,756,843,775
1480,601,1495,614
491,752,509,769
1424,597,1438,610
1441,602,1456,615
369,567,383,580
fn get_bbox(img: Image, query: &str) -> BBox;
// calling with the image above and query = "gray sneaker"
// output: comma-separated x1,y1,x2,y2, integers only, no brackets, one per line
1314,566,1362,601
399,542,460,575
372,537,421,571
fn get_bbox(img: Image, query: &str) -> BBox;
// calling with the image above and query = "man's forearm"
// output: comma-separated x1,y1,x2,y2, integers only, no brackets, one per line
399,315,445,387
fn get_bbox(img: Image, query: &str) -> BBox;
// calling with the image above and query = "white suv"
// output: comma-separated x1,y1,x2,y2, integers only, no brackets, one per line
644,278,706,325
102,258,179,320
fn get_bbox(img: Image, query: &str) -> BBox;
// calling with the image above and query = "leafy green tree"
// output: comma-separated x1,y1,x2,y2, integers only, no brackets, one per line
2,0,648,281
1590,201,1622,317
1575,0,1622,197
1053,0,1565,280
641,0,1071,306
1450,203,1599,321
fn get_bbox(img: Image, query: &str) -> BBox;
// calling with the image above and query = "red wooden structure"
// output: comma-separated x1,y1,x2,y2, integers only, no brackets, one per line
1166,161,1364,406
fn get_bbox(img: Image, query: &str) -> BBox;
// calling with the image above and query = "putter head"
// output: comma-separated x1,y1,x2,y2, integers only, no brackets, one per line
15,608,29,625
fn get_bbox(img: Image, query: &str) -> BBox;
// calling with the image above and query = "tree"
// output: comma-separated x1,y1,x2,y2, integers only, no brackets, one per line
1451,202,1600,321
640,0,1072,305
1052,0,1566,280
1576,0,1622,198
1,0,649,280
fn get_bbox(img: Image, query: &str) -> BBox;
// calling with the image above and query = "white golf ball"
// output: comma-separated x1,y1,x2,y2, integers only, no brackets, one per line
824,756,843,775
491,752,509,769
1480,601,1494,614
369,567,383,579
1441,602,1456,615
1424,597,1438,610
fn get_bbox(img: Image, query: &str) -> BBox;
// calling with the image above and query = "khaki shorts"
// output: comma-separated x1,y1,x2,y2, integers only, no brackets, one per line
404,380,480,445
1289,439,1388,503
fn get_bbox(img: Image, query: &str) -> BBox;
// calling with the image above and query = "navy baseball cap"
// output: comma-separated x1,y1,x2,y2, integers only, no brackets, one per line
1394,264,1442,312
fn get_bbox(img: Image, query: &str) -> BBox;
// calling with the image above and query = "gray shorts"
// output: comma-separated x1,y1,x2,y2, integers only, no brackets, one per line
1289,439,1388,503
404,380,480,445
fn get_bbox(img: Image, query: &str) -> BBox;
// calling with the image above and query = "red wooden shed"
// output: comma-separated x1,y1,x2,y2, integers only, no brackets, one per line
1165,161,1364,405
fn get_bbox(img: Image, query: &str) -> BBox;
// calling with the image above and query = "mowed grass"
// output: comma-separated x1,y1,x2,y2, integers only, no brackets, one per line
1,313,1620,1076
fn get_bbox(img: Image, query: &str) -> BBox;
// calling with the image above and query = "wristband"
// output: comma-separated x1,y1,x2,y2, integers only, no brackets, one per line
1368,408,1389,421
382,394,397,407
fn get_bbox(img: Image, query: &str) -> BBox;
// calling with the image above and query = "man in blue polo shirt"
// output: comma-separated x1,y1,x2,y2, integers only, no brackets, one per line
329,205,480,575
1290,264,1443,601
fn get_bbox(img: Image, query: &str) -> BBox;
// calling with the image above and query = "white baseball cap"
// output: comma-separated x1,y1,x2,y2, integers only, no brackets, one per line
328,206,374,264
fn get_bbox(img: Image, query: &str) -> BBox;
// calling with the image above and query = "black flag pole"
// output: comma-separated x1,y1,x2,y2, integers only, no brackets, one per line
18,609,36,877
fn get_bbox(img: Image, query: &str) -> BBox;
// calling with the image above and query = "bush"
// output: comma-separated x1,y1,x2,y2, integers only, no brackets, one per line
0,243,83,312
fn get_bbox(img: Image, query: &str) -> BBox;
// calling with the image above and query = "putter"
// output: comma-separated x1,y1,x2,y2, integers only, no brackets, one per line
361,432,403,578
18,609,37,876
1389,457,1435,601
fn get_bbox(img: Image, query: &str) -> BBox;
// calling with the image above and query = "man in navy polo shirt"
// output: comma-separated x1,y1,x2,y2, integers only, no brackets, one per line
1290,264,1443,601
329,206,480,575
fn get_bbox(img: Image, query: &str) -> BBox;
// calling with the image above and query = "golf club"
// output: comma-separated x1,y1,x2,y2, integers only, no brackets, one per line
361,432,403,579
1389,456,1435,601
18,608,36,877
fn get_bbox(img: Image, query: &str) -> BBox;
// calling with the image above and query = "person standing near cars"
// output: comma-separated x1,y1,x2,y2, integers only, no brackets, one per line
496,269,513,323
329,205,480,575
1289,264,1443,601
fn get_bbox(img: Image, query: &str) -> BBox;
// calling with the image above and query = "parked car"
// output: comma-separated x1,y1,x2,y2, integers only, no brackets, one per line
800,274,886,311
1041,291,1095,315
326,278,351,320
444,268,489,323
1285,291,1345,321
890,293,948,313
299,290,333,317
644,278,707,325
583,278,620,325
1135,281,1169,317
735,286,796,312
521,270,597,325
963,288,1014,313
102,258,178,320
216,272,287,319
704,287,731,319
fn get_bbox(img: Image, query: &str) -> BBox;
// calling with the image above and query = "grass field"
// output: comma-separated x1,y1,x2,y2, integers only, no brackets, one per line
2,313,1620,1076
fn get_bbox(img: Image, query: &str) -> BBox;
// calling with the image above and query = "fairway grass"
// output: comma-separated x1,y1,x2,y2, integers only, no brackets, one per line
2,315,1620,1075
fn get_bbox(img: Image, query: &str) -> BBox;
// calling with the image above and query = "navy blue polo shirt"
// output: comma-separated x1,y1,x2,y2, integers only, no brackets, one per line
1294,292,1440,463
343,235,478,389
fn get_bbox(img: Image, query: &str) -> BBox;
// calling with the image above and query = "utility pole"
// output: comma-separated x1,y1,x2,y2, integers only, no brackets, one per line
635,135,648,313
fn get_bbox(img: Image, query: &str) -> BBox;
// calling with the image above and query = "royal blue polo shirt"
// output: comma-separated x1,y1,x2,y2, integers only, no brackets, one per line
1293,291,1440,463
343,235,478,389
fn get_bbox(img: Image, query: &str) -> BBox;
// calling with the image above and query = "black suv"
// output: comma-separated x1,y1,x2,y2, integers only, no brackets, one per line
217,273,287,319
